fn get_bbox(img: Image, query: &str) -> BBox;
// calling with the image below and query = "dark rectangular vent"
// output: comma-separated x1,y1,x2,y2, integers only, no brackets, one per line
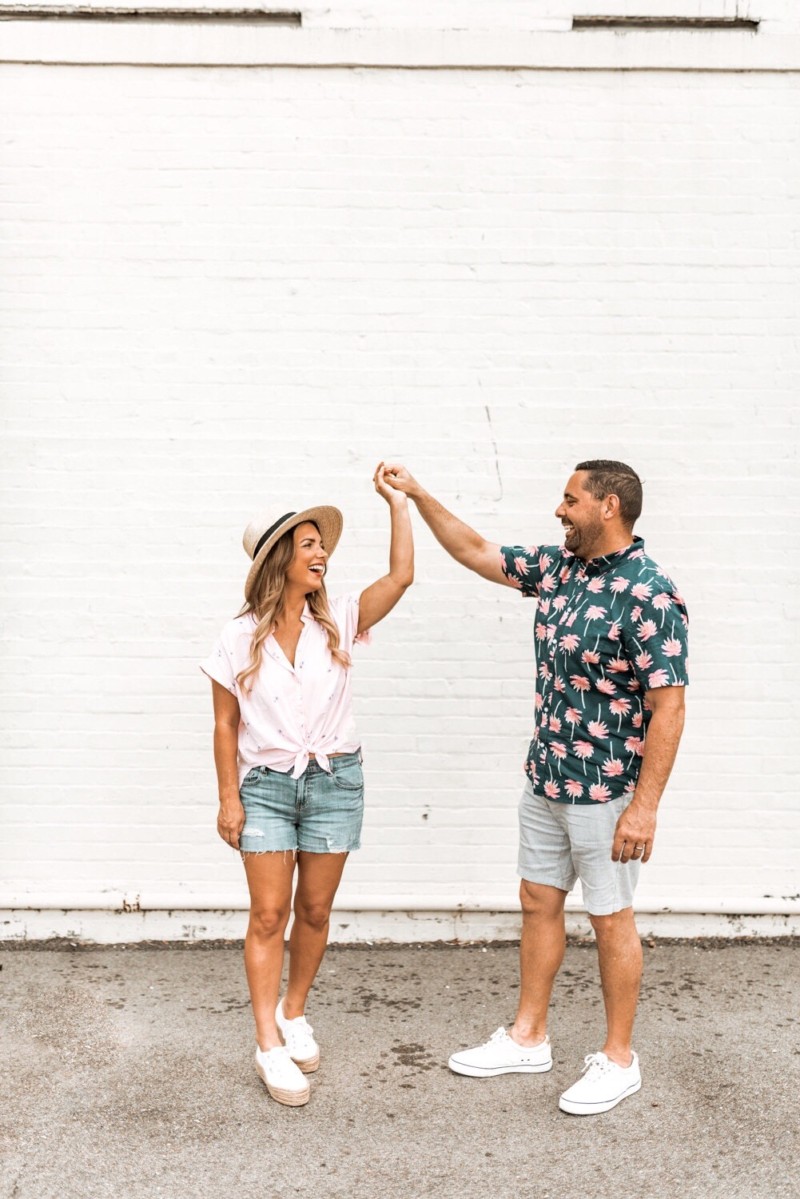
0,6,302,22
573,16,759,30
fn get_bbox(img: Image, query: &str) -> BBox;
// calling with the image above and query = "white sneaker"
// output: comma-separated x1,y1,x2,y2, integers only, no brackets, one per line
448,1027,553,1077
255,1044,310,1106
559,1051,641,1115
276,999,320,1073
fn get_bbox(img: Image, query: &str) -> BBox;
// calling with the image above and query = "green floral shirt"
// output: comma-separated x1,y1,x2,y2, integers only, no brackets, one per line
500,537,689,804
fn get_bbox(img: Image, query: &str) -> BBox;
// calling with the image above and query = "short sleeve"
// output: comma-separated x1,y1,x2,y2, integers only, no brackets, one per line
330,592,371,649
200,632,239,695
619,579,689,692
500,544,559,598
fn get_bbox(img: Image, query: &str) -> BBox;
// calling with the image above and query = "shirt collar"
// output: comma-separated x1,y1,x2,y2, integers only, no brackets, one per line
578,535,645,576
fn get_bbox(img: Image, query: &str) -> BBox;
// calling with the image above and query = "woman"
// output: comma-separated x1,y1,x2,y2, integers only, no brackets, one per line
201,463,413,1107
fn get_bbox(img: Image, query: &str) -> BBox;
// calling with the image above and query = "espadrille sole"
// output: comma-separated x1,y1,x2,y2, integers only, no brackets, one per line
292,1052,320,1074
256,1062,310,1107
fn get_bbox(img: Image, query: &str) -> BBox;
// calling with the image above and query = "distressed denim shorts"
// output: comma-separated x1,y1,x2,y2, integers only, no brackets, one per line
238,751,364,855
517,779,640,916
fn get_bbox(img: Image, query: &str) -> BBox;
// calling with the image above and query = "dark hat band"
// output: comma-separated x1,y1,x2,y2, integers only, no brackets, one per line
252,512,296,560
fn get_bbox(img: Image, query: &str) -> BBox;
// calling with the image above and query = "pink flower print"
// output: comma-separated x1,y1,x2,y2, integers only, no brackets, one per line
587,719,609,739
623,779,636,796
629,548,645,560
570,675,591,707
539,662,552,681
595,678,617,696
587,576,605,594
632,711,643,729
554,675,566,693
525,545,540,556
607,656,629,673
565,612,577,628
565,779,584,800
648,668,670,688
610,696,632,726
507,574,523,590
544,780,561,799
602,758,625,778
610,575,629,594
538,598,551,616
631,582,652,601
514,556,530,577
550,741,568,760
585,605,606,621
662,637,683,658
631,605,642,622
624,736,645,757
672,590,685,605
589,782,613,802
581,649,600,666
535,692,544,710
552,595,568,611
565,706,582,727
538,553,553,573
574,740,594,773
560,633,580,653
577,570,587,583
536,622,548,642
560,566,571,583
627,678,641,692
652,592,672,624
547,624,557,643
638,620,658,642
540,573,557,593
635,650,653,671
549,715,562,733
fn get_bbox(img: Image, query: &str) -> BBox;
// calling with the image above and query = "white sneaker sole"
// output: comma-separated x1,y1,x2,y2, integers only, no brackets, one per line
256,1061,311,1107
448,1057,553,1078
558,1077,641,1115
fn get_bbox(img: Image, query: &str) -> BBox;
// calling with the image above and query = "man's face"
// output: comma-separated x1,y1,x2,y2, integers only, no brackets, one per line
554,472,605,559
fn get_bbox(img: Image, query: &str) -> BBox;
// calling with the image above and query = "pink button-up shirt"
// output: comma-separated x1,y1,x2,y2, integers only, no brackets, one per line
201,593,370,785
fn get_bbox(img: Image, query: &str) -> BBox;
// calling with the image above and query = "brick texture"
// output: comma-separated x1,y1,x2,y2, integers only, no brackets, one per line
1,52,798,924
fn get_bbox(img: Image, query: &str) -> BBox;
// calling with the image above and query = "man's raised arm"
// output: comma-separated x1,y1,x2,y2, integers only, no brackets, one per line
381,464,513,587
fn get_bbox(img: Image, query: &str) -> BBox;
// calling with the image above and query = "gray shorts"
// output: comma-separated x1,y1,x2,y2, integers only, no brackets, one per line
517,780,640,916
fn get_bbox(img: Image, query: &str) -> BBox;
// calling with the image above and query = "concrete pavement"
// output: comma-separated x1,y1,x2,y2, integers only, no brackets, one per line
2,939,797,1199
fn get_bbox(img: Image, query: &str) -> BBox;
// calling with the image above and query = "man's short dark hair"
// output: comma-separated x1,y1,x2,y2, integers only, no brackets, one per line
575,460,643,527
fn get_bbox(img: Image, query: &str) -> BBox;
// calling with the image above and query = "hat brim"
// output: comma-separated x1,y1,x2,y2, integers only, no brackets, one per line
244,505,343,598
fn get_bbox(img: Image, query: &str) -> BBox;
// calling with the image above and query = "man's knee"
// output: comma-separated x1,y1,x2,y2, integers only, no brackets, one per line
519,880,567,920
589,906,638,941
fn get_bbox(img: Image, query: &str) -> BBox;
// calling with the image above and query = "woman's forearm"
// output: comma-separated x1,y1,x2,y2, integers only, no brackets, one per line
388,498,414,588
213,722,241,804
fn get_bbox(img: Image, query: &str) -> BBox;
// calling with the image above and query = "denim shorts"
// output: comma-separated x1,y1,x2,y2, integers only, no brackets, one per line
517,780,640,916
238,751,364,855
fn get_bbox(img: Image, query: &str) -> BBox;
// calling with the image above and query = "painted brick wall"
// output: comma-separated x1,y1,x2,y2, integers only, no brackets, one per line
1,34,798,933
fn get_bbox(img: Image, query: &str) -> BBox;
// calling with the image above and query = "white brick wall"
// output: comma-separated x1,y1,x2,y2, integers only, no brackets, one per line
1,7,799,938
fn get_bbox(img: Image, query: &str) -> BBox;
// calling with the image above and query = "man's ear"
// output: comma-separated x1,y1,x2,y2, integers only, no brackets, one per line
603,493,621,520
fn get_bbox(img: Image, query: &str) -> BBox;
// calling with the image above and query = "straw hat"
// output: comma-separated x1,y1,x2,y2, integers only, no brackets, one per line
242,505,343,597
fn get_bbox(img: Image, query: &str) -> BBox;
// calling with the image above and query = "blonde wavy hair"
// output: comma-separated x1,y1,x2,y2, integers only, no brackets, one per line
236,524,350,693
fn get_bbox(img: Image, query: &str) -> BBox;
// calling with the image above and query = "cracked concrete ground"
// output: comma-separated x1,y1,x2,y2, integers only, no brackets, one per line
1,939,798,1199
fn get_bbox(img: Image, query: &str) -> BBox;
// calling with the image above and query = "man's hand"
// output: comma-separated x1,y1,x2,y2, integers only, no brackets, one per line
381,463,423,501
612,801,657,864
373,460,408,507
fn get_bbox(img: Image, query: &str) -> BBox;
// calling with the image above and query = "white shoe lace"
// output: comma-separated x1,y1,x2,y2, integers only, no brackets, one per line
487,1026,511,1044
283,1015,316,1057
261,1046,305,1086
580,1052,615,1079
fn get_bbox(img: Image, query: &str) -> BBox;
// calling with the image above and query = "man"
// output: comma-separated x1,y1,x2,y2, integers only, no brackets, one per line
382,460,688,1115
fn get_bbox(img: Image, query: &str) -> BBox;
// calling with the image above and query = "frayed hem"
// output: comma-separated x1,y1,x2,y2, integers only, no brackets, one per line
240,848,298,861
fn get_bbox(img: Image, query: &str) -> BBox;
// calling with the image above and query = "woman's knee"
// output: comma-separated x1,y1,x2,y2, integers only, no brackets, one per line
248,904,291,940
293,897,334,933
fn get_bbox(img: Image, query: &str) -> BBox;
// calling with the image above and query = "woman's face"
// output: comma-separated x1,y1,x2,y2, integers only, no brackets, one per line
285,521,328,593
